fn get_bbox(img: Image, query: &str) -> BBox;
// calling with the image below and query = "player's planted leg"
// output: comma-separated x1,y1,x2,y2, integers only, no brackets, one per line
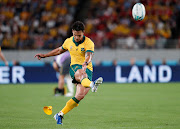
54,84,89,124
54,97,79,124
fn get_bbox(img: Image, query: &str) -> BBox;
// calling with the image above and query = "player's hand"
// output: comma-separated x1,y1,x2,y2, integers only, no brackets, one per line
34,53,45,60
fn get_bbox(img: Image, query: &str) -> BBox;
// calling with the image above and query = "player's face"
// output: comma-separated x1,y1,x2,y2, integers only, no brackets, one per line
72,30,84,42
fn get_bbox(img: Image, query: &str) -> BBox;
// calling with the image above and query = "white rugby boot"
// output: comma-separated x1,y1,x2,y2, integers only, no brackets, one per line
91,77,103,92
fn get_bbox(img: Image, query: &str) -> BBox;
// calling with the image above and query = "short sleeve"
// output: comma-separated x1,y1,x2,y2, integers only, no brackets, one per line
85,38,94,53
62,39,68,50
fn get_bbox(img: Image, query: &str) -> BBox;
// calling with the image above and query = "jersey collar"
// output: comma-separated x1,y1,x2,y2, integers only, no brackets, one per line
73,36,85,46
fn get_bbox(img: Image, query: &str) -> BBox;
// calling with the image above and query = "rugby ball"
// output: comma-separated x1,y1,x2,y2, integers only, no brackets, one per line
132,3,146,21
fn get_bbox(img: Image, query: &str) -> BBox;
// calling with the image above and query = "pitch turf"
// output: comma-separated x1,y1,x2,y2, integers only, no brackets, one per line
0,83,180,129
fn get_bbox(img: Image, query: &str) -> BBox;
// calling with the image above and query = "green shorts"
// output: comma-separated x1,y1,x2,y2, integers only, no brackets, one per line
70,64,93,81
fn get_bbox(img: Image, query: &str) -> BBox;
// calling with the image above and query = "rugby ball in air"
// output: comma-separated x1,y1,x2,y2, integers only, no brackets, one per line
132,3,146,21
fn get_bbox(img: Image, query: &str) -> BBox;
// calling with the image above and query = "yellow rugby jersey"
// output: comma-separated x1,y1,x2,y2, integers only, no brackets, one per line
62,36,94,71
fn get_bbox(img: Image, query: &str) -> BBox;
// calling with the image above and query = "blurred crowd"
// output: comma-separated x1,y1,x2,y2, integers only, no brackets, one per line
0,0,77,49
85,0,180,49
0,0,180,50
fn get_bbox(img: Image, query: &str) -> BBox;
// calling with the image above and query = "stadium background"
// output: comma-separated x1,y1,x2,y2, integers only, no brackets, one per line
0,0,180,83
0,0,180,129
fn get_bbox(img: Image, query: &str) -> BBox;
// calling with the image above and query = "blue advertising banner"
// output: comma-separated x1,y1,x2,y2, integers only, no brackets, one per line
0,65,57,84
0,65,180,84
115,65,180,83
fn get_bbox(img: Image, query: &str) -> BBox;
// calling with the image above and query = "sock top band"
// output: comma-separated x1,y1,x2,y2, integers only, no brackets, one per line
72,97,80,104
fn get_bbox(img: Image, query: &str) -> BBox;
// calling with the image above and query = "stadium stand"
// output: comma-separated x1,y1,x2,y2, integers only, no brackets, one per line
0,0,180,66
0,0,78,49
0,0,180,50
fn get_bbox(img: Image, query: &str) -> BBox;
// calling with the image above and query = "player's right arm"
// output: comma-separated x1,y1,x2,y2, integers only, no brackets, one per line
34,46,67,60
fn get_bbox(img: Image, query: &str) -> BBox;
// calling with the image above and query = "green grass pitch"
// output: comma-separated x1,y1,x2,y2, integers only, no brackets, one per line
0,83,180,129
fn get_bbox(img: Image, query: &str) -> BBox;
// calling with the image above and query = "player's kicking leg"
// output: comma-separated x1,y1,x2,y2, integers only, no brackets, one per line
75,69,103,92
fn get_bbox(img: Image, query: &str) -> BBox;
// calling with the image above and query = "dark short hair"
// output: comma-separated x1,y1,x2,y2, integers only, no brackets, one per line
71,21,85,31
